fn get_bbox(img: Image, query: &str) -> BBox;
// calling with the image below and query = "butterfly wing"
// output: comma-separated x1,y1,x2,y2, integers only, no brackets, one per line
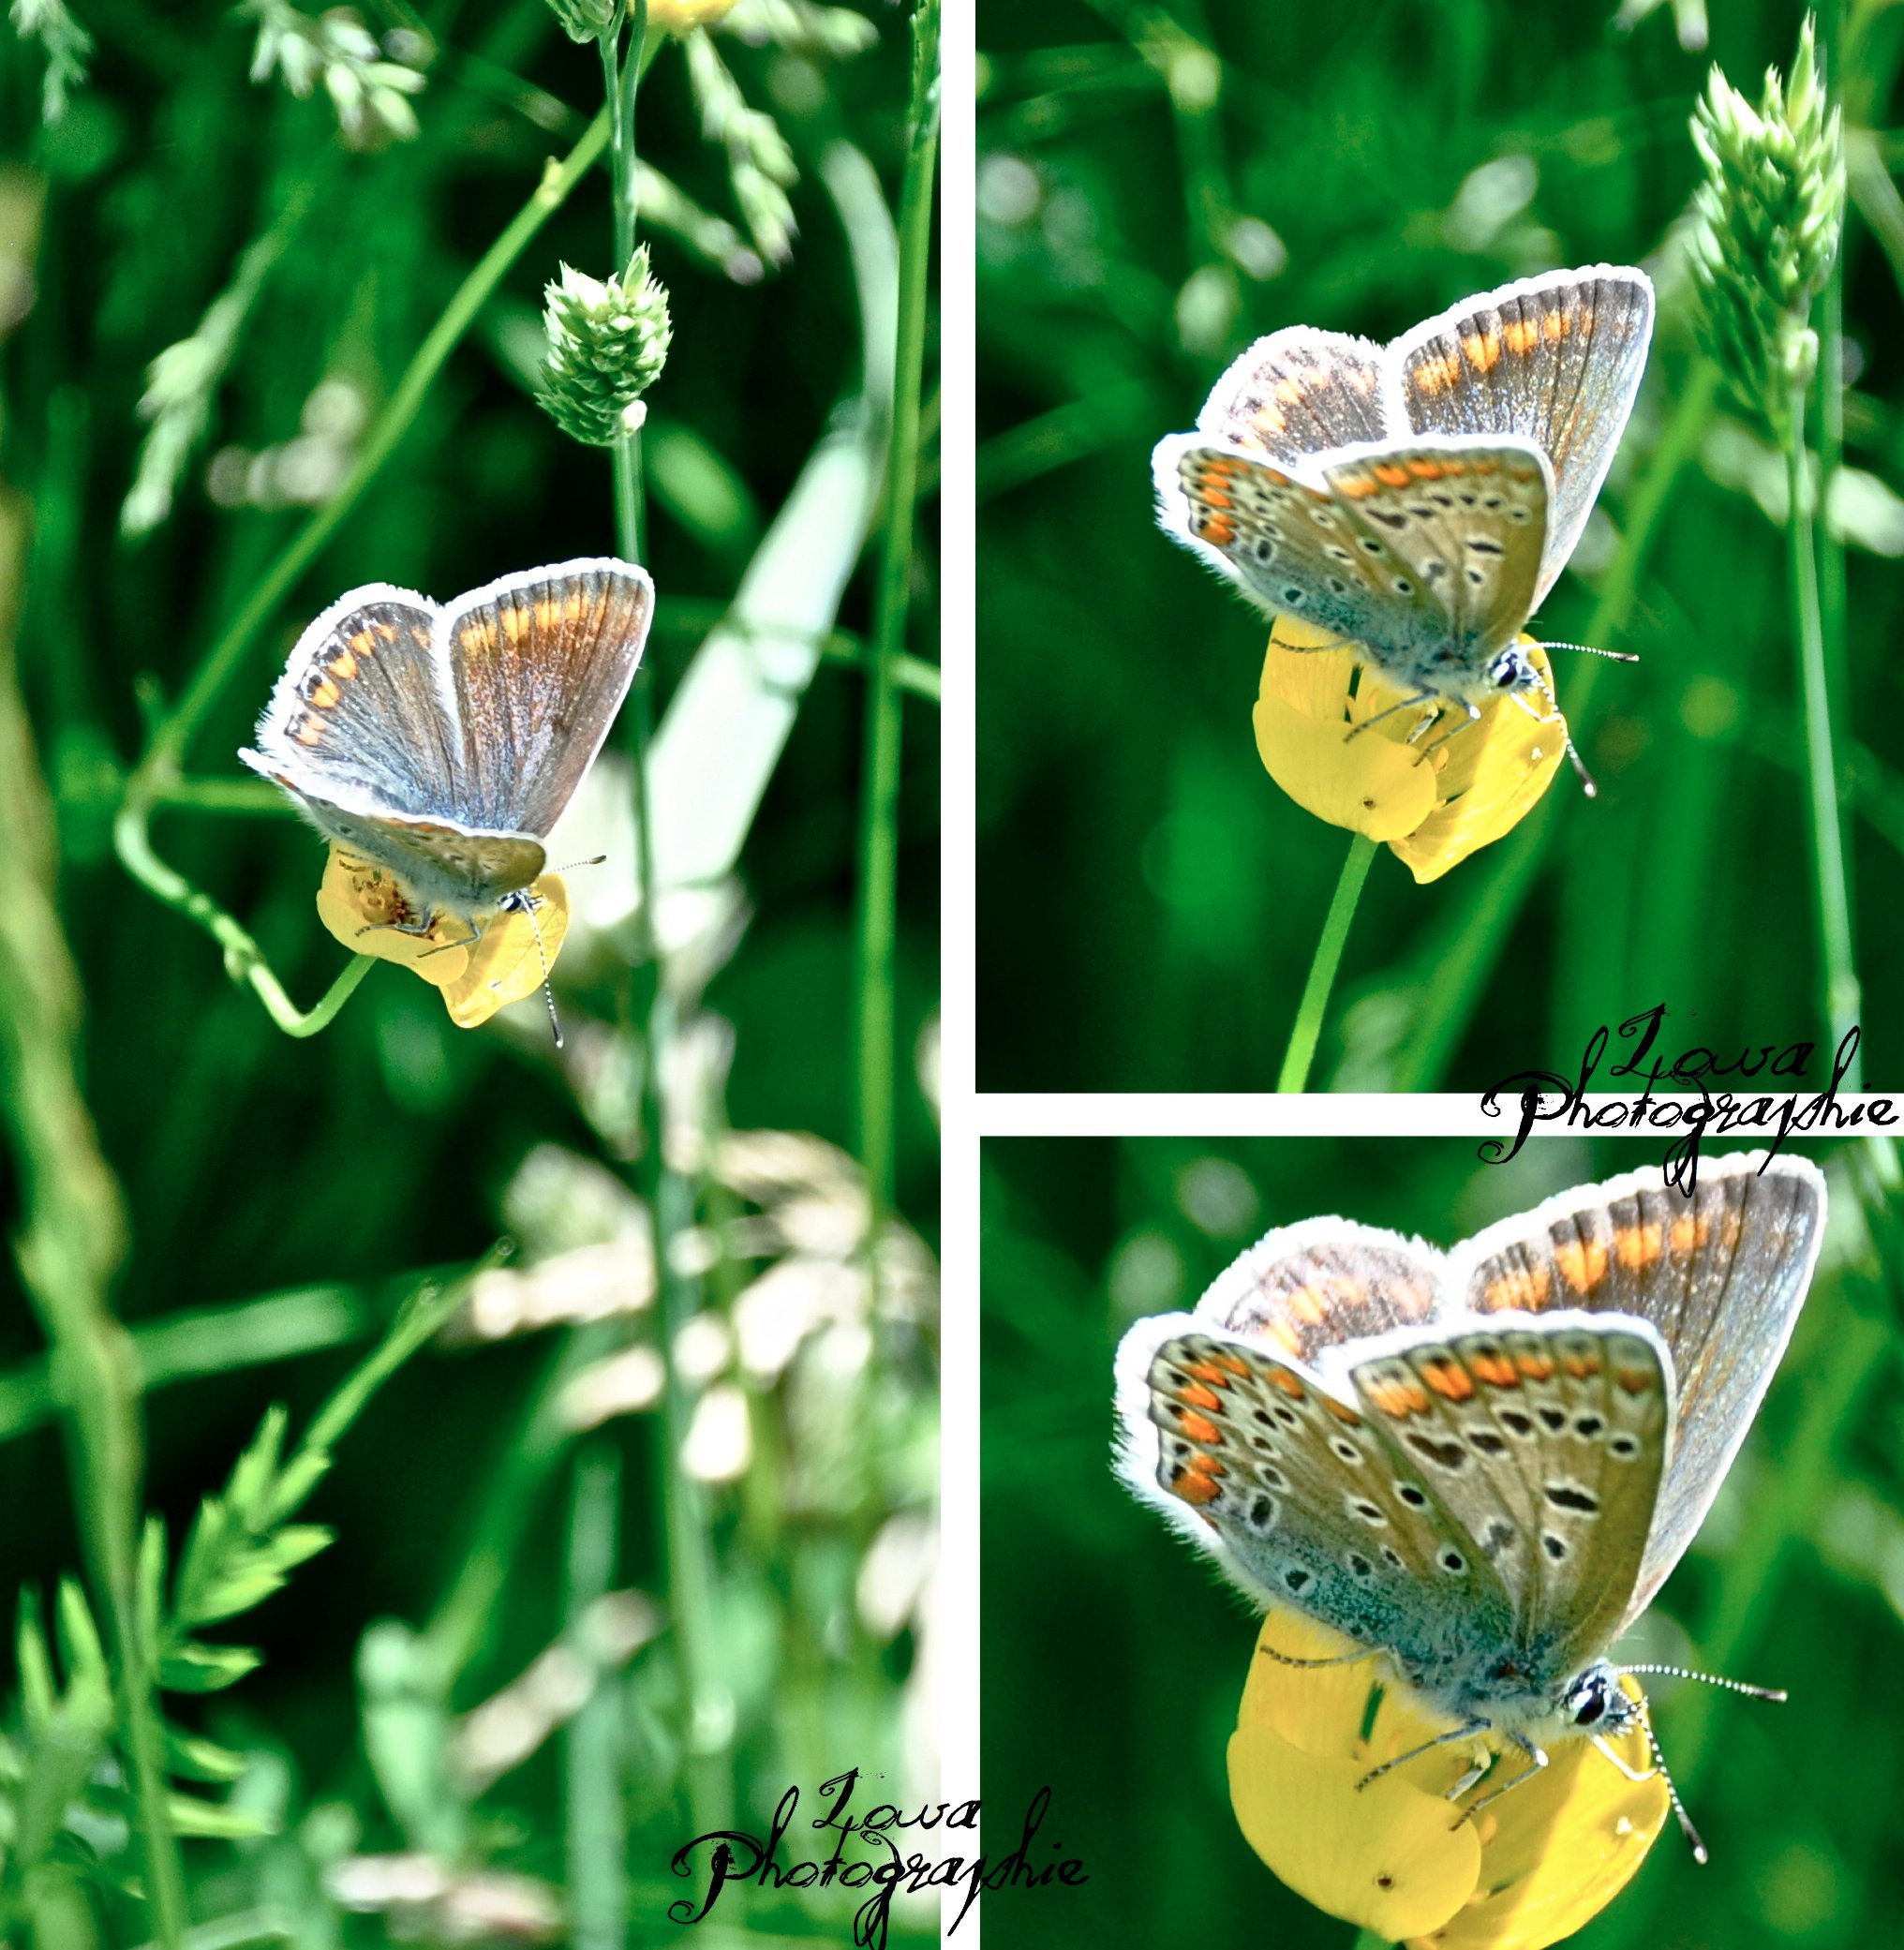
438,558,653,837
1346,1316,1670,1686
1151,433,1547,694
241,587,461,820
1454,1153,1826,1630
1193,326,1390,464
1387,266,1654,608
1314,438,1551,672
1115,1317,1518,1675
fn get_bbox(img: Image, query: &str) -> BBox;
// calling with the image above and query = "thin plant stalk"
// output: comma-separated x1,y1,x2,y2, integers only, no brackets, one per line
113,107,613,1021
1786,380,1862,1083
0,526,186,1943
598,0,728,1845
855,0,939,1226
1277,830,1376,1093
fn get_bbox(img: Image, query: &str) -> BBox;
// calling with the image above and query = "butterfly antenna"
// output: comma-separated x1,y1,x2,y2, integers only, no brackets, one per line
1525,663,1600,799
1532,638,1641,665
516,892,564,1049
1635,1708,1708,1865
552,852,609,874
1619,1663,1788,1703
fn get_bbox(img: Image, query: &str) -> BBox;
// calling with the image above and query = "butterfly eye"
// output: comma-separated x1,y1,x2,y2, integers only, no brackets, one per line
1487,648,1534,691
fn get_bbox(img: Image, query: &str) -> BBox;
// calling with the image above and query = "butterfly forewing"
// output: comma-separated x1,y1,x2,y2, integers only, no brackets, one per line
1136,1329,1517,1675
1196,327,1390,466
1316,439,1551,666
1389,267,1654,607
242,592,460,818
441,559,653,837
1348,1318,1668,1686
1456,1154,1825,1628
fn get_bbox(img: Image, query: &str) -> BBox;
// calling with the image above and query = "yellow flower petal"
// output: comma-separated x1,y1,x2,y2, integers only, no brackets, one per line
439,876,571,1030
1230,1613,1671,1950
648,0,739,29
1254,633,1439,842
1252,622,1567,871
316,848,470,989
1387,648,1566,886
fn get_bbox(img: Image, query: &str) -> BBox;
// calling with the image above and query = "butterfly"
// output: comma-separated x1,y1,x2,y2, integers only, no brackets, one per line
1114,1152,1824,1827
1151,266,1654,735
241,558,652,944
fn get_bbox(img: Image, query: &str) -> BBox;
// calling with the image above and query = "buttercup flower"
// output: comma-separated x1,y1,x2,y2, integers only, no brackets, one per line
1228,1610,1670,1949
1252,618,1566,884
317,848,570,1031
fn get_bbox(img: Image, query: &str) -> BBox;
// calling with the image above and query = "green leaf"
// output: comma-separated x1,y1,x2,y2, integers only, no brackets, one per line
164,1791,277,1839
158,1643,262,1694
16,1590,53,1730
163,1729,251,1785
224,1405,289,1529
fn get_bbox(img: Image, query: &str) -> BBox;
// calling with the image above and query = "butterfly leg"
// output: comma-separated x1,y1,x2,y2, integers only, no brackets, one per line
1354,1719,1491,1792
1450,1733,1549,1824
1589,1732,1659,1785
357,915,483,958
1344,688,1442,744
1257,1643,1372,1671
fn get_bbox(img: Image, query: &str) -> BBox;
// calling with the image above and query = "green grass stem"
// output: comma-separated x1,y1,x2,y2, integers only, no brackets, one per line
1787,380,1863,1083
855,0,939,1232
1278,830,1376,1094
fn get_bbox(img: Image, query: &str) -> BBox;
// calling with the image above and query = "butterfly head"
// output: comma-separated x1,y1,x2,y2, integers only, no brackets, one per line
1560,1660,1643,1739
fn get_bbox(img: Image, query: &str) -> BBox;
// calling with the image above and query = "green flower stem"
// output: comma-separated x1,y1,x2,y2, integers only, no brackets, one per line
566,1444,626,1950
0,530,186,1943
112,106,613,1024
1350,1930,1391,1950
1390,362,1719,1091
1787,382,1862,1083
1278,829,1376,1094
855,0,939,1228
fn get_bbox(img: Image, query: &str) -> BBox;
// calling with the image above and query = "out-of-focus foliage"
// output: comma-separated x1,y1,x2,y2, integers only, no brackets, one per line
977,0,1904,1091
982,1134,1904,1950
0,0,938,1940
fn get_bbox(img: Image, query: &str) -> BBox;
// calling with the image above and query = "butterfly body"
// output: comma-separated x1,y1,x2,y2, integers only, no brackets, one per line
1115,1154,1825,1759
1152,267,1655,715
242,558,653,933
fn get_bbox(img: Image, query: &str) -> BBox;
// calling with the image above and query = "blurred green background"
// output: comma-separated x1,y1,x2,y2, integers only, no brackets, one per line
977,0,1904,1091
983,1135,1904,1949
0,1,937,1942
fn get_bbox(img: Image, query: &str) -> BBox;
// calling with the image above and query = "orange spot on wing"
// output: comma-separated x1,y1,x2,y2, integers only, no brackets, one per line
1285,1285,1327,1325
1179,1410,1222,1446
1178,1382,1223,1413
1502,318,1541,356
1562,1350,1602,1379
1422,1357,1477,1403
1272,378,1304,404
1516,1351,1554,1382
1615,1224,1664,1271
1321,1396,1363,1426
1483,1265,1552,1313
1198,514,1237,546
1614,1365,1656,1397
1335,472,1380,499
1541,308,1572,342
294,720,322,746
309,678,340,709
1406,457,1445,480
1264,1367,1306,1400
1468,1351,1520,1389
1463,330,1502,372
1554,1238,1609,1294
329,648,358,680
1364,1376,1429,1419
349,630,380,660
1373,462,1411,488
1250,401,1288,437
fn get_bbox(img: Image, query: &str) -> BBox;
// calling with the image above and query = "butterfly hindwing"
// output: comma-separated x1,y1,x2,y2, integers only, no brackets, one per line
1196,326,1391,465
1348,1317,1669,1687
1118,1322,1517,1678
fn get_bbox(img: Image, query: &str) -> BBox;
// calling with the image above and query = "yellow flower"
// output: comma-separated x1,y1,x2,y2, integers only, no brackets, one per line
316,847,571,1031
1228,1611,1670,1949
647,0,740,30
1252,619,1567,884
